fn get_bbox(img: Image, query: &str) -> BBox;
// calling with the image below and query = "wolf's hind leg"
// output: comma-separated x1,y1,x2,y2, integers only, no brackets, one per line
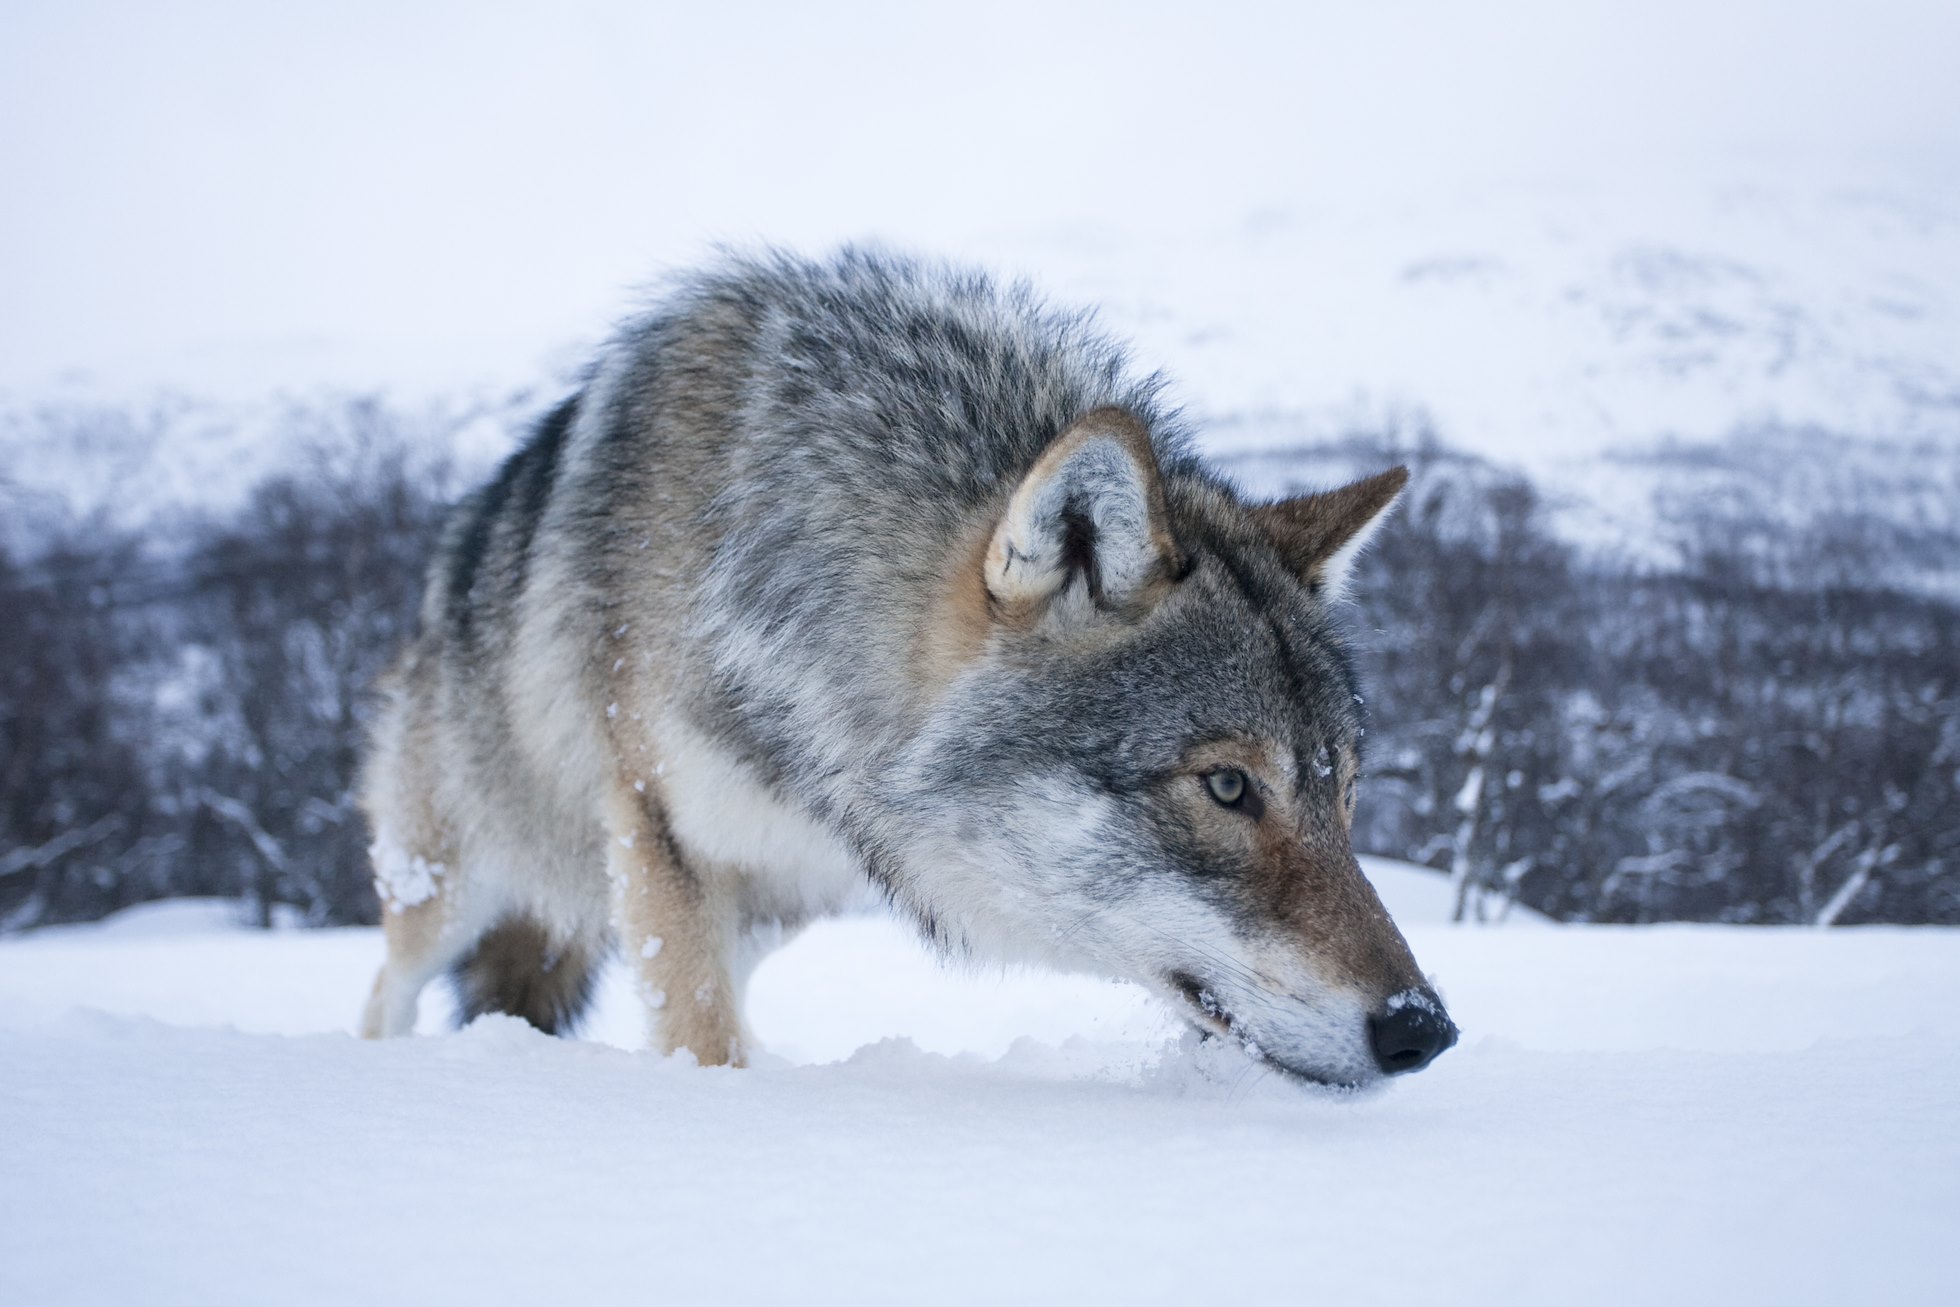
607,785,745,1066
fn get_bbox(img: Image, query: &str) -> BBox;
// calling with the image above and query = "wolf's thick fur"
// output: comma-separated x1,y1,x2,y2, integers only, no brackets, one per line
359,249,1456,1084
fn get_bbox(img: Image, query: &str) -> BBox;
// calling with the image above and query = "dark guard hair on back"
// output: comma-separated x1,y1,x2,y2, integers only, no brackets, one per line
441,392,579,648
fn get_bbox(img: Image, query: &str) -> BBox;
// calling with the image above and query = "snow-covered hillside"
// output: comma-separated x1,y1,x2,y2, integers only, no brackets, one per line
2,860,1955,1306
13,177,1960,541
3,4,1957,538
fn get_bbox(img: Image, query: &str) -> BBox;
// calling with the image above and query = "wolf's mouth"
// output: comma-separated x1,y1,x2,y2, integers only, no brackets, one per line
1166,969,1357,1089
1168,969,1233,1032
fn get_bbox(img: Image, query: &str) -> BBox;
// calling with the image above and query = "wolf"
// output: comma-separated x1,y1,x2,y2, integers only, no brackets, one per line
357,248,1457,1085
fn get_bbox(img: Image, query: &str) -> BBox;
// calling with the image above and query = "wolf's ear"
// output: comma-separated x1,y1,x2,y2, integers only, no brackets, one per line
985,407,1180,619
1252,467,1409,600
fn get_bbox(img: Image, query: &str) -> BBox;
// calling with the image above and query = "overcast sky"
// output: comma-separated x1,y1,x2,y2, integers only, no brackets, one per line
4,1,1957,399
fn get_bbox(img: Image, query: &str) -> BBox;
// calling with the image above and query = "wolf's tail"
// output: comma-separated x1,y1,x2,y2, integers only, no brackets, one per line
449,915,600,1036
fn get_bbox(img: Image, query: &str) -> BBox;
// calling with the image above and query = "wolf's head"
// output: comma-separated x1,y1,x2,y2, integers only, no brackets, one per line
896,408,1455,1086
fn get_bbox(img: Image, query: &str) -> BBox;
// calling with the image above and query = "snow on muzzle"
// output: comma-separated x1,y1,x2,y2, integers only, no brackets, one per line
1172,969,1458,1085
1368,987,1458,1075
1160,846,1459,1084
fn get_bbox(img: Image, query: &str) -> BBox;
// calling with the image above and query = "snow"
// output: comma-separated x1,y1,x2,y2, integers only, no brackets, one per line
367,831,445,911
2,860,1956,1305
3,4,1958,538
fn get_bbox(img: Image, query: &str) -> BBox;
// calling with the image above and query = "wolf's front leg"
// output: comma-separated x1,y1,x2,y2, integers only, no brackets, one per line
606,784,746,1066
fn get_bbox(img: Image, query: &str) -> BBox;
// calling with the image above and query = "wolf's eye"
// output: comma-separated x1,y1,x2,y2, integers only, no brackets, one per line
1203,768,1247,807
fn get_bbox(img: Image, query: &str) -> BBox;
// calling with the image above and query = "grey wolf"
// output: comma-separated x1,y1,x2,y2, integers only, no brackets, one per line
358,248,1457,1085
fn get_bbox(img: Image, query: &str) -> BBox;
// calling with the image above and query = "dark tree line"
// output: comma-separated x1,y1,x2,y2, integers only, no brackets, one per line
2,399,451,929
1329,441,1960,924
2,402,1956,928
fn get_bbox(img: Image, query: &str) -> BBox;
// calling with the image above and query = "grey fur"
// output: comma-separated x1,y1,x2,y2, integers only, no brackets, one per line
357,248,1455,1084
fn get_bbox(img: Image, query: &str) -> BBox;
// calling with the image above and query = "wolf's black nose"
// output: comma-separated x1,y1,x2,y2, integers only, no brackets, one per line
1369,1001,1458,1075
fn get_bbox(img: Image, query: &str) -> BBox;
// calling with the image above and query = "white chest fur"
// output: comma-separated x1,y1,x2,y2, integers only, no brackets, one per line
654,718,873,919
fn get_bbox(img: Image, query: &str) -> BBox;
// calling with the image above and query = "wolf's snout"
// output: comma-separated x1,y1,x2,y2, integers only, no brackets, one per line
1368,994,1458,1075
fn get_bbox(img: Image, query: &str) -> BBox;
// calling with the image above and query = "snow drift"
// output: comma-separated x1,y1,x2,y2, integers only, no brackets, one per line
1,860,1955,1306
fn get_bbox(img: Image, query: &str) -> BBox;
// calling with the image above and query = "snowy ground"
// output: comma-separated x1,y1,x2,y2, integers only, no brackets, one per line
2,859,1956,1306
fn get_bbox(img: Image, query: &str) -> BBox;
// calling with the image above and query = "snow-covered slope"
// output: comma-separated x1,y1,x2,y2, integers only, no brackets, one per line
3,4,1957,540
2,860,1955,1306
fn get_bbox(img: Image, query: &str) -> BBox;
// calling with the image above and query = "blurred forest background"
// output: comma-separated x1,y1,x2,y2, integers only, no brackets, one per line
4,396,1955,931
7,4,1958,932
